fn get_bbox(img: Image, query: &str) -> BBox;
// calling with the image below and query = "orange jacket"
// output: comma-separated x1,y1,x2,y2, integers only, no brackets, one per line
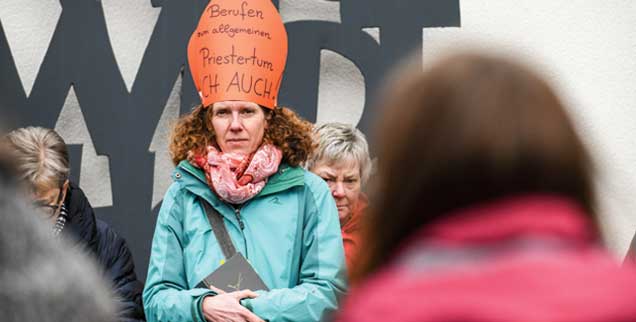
341,194,367,276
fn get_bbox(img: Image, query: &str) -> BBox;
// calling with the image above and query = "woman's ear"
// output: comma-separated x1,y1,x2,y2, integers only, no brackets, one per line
61,179,70,200
262,107,273,129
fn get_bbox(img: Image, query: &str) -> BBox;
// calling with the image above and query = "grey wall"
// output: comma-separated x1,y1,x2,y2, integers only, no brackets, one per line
0,0,460,278
5,0,635,278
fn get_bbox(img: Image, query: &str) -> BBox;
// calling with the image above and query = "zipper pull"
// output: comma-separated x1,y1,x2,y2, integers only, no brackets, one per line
234,208,245,230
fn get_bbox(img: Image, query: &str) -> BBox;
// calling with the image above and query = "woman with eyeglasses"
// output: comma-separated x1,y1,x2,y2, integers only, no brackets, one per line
4,126,146,322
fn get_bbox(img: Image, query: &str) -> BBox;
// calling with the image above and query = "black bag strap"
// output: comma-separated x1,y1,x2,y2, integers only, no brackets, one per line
199,197,237,259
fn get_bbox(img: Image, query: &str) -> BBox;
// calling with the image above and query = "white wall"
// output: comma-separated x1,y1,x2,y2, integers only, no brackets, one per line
291,0,636,257
421,0,636,257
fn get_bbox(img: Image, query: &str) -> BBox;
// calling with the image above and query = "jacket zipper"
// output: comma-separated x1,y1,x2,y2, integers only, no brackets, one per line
233,205,249,258
179,164,259,259
234,207,245,230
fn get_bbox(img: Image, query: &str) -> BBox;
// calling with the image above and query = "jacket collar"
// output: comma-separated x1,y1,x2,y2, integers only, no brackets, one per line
342,193,367,234
174,160,305,207
63,182,97,246
391,195,600,274
417,194,597,246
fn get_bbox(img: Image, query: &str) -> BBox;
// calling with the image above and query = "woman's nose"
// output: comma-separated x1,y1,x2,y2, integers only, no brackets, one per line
229,112,242,131
332,182,346,198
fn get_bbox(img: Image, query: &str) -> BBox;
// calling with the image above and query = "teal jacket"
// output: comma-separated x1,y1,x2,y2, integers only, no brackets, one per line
143,161,347,322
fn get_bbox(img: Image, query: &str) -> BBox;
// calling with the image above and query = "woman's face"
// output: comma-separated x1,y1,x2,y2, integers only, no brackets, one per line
311,159,362,224
211,101,267,155
32,180,68,222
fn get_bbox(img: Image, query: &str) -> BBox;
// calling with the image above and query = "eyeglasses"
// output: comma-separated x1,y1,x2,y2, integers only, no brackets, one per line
32,186,66,219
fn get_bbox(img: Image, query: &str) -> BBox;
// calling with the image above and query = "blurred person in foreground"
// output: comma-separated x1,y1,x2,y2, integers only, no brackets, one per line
307,123,372,274
337,52,636,321
4,127,145,322
0,139,116,322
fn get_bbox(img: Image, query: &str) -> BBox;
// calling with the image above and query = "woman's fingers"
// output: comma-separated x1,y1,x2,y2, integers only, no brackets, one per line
201,291,264,322
231,289,259,300
208,284,226,294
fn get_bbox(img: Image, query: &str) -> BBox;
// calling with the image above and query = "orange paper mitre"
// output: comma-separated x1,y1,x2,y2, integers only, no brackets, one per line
187,0,288,109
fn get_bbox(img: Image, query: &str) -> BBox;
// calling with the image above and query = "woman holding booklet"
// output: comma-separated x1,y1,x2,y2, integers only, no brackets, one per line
142,1,347,322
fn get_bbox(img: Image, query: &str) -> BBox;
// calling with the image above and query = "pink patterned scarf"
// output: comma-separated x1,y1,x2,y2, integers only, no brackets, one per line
191,144,283,204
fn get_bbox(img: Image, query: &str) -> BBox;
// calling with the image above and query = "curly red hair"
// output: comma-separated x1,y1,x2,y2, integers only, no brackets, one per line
170,105,314,167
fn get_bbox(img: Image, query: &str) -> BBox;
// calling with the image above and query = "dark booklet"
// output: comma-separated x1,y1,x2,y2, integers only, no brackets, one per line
196,252,269,293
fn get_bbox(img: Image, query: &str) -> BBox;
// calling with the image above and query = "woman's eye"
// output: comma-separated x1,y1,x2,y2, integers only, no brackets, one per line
215,110,228,116
241,109,256,115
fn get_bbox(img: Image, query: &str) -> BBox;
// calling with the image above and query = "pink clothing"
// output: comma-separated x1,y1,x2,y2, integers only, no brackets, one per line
191,144,282,204
337,195,636,322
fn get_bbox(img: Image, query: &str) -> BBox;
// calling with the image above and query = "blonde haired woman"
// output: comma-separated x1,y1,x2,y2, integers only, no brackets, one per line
307,122,372,274
4,126,145,322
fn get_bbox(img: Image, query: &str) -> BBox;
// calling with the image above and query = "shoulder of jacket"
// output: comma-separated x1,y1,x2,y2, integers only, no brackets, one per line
94,219,122,248
165,178,187,196
303,170,330,195
64,183,98,242
165,166,208,198
300,170,334,213
66,183,91,216
160,176,207,225
92,219,133,268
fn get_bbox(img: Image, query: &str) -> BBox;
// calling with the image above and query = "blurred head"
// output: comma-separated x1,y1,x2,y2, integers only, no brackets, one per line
170,103,314,167
4,127,70,220
307,123,372,223
354,52,595,281
0,164,116,322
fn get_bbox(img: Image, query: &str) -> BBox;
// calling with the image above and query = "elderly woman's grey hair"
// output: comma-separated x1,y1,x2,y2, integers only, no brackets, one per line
307,122,372,185
4,127,69,192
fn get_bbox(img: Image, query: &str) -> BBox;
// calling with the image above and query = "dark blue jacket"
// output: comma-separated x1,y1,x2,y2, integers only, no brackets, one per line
63,182,145,322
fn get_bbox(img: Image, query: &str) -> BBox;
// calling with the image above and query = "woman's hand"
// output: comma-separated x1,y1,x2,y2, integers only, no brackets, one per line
202,286,264,322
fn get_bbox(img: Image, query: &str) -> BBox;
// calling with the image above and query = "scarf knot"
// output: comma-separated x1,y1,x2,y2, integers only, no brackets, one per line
191,144,283,204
